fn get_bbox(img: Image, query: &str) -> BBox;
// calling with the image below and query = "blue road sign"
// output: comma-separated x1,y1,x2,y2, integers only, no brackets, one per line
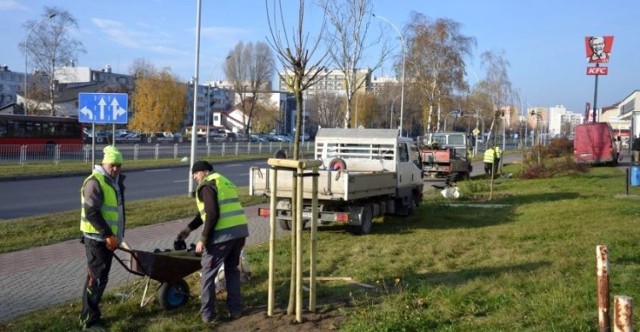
78,93,128,124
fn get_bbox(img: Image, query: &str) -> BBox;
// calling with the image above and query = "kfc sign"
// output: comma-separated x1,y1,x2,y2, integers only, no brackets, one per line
586,67,608,75
585,35,614,64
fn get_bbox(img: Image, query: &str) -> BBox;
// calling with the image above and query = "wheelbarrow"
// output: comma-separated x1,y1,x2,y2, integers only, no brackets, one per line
114,244,201,310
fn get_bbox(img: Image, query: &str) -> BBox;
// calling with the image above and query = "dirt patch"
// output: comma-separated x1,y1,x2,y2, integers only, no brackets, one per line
214,306,346,331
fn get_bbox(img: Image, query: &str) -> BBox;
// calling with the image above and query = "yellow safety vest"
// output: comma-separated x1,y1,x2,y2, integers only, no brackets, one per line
196,172,249,244
483,148,495,163
80,171,122,235
494,147,502,159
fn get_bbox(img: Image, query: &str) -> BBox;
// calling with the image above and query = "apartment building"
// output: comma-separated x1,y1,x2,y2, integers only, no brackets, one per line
278,68,372,95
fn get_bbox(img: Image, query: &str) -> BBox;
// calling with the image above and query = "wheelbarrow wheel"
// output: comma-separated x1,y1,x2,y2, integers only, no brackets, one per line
158,279,190,310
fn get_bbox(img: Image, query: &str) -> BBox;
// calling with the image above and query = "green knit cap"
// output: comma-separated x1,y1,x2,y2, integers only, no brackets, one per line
102,145,123,164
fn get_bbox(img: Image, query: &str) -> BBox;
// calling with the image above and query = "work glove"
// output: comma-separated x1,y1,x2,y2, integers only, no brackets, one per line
177,227,191,241
105,235,118,251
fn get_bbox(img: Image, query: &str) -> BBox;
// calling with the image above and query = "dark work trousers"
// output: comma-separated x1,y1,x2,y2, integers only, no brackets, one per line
80,237,114,326
200,237,246,322
484,162,493,175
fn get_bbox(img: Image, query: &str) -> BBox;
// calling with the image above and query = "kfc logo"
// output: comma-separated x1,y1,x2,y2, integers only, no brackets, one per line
585,36,614,64
586,67,608,75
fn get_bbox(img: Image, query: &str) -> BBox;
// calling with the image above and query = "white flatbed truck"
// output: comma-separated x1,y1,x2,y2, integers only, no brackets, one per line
249,128,424,235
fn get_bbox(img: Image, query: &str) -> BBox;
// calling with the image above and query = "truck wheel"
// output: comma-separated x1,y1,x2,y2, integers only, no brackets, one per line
158,279,190,310
276,209,291,230
348,205,372,235
278,219,291,230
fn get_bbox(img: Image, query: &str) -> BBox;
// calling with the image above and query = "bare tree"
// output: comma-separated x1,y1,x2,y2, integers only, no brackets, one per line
224,41,275,137
476,49,514,146
19,6,86,116
320,0,388,128
308,91,344,128
265,0,329,319
405,13,475,133
266,0,329,158
129,58,157,78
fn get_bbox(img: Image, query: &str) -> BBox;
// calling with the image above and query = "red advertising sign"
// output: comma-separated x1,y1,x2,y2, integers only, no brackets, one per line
586,67,608,75
585,36,614,64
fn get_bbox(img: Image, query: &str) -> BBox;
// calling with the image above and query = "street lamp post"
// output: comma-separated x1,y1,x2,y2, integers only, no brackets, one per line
188,0,202,196
443,110,460,132
373,14,405,137
206,84,211,146
23,13,56,114
390,95,400,129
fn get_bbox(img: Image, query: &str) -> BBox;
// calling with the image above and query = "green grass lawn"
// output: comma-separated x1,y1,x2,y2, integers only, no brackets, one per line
2,164,640,331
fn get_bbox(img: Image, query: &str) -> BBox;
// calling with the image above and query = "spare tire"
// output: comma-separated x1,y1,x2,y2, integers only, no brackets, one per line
329,158,347,171
274,149,287,159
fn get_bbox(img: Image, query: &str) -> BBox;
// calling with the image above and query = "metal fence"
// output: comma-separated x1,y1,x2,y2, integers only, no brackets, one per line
0,141,314,165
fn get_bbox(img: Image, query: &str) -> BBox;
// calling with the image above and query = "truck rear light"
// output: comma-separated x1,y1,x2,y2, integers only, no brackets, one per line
335,212,350,223
258,208,270,217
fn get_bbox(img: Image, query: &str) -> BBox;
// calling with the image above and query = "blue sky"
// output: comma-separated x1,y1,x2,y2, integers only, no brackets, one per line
1,0,637,115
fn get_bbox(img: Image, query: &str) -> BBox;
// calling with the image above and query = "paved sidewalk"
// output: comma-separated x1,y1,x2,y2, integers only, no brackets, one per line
0,204,280,323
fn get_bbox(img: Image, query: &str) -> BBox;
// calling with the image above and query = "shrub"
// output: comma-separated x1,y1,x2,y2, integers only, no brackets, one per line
520,142,589,179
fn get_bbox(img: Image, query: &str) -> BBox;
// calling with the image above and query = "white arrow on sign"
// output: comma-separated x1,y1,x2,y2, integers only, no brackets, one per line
111,98,126,119
79,106,93,120
98,98,107,120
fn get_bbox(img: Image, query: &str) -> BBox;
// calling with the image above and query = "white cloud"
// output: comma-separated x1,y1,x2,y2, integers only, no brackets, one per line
0,0,28,11
91,17,187,56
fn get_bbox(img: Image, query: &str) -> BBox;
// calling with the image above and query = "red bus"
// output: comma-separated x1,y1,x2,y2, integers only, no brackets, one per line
0,114,83,153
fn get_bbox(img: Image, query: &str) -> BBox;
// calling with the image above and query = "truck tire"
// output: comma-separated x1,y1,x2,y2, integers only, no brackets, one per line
276,208,292,230
274,149,287,159
347,205,372,235
278,219,291,230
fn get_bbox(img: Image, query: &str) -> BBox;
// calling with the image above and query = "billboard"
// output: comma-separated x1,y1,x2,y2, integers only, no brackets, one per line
585,36,614,64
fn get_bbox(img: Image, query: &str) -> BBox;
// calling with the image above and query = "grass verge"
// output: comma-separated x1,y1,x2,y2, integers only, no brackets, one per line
2,165,640,331
0,187,267,253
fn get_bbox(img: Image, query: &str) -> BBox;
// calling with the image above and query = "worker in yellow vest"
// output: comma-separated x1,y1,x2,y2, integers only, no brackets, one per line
176,160,249,323
483,145,496,175
79,145,125,330
494,145,502,172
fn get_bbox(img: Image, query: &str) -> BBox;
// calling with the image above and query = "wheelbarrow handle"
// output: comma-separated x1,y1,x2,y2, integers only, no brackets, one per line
113,247,147,278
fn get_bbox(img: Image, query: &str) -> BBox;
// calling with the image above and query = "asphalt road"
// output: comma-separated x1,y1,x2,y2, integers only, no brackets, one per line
0,151,523,220
0,159,268,220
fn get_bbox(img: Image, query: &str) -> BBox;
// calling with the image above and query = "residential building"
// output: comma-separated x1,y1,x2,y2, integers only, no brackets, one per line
612,90,639,136
370,75,400,94
54,65,135,90
214,91,300,136
185,82,233,134
0,65,23,109
279,68,371,96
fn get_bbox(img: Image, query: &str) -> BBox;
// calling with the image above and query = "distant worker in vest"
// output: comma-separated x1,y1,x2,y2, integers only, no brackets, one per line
633,134,640,164
494,145,503,172
176,160,249,324
484,145,496,176
79,145,126,330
